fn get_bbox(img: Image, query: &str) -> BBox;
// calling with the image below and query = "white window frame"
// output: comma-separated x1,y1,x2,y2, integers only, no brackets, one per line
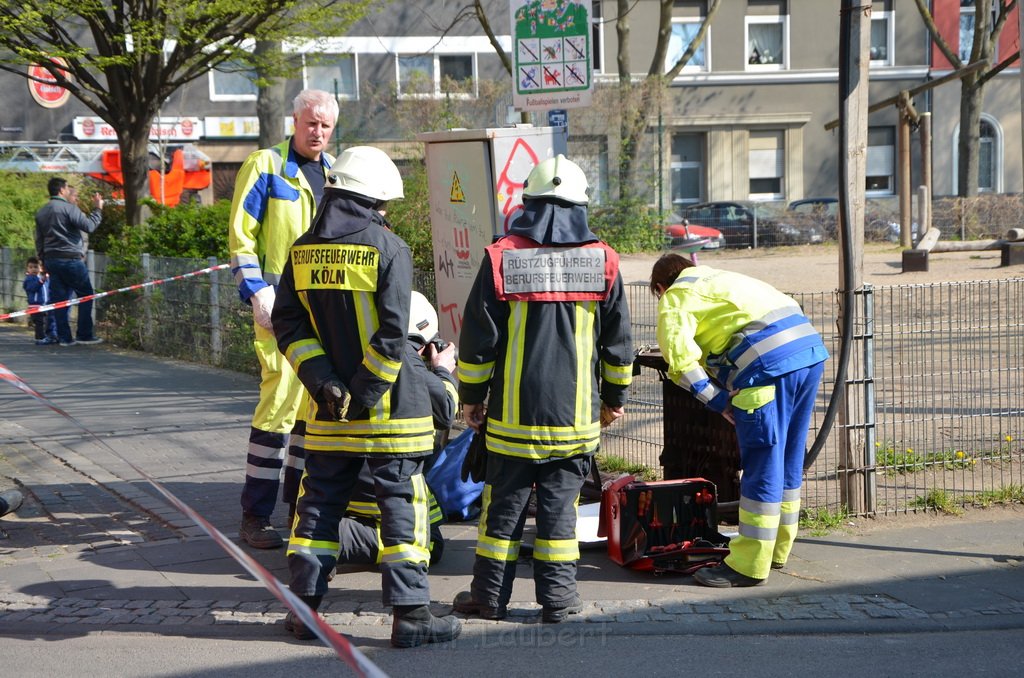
208,59,258,102
396,52,478,100
744,15,789,71
866,126,895,196
591,0,605,74
870,11,895,67
303,53,359,101
747,130,785,200
666,19,709,73
952,114,1003,194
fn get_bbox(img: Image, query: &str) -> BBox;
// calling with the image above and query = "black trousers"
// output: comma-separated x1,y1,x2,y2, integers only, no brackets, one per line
471,453,590,608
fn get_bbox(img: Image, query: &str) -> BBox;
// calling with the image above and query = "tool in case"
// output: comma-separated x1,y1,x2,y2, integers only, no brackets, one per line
598,475,730,575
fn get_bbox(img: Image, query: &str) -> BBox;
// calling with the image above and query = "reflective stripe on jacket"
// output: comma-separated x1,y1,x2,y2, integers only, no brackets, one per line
273,200,434,458
227,139,334,302
656,265,829,412
458,236,633,462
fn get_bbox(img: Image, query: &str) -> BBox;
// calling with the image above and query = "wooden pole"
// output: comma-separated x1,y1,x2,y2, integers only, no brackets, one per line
897,99,913,249
837,0,870,515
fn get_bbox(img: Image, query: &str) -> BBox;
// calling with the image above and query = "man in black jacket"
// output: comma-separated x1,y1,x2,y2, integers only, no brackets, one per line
34,177,104,346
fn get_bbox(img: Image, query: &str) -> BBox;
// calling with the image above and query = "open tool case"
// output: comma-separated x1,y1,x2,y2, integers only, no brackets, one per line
598,475,730,575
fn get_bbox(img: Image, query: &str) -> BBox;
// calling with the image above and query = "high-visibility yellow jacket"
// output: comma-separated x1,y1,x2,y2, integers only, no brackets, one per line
657,265,829,412
228,139,334,302
458,232,634,462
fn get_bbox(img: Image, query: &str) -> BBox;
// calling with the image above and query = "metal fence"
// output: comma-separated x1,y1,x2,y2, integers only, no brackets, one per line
2,247,1021,515
607,279,1024,516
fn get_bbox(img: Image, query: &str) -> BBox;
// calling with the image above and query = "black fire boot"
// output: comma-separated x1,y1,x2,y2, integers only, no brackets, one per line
283,595,323,641
391,605,462,648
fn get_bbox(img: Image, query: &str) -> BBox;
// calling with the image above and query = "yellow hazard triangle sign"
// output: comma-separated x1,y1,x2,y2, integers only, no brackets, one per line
450,171,466,203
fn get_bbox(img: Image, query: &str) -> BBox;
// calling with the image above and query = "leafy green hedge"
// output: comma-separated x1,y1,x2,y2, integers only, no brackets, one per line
588,198,666,253
0,172,60,249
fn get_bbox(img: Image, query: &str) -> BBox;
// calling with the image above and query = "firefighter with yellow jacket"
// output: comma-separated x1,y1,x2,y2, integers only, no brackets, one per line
272,146,460,648
453,155,633,623
228,90,337,549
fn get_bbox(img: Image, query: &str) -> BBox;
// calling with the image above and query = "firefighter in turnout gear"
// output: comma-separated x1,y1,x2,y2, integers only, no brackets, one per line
282,291,457,567
648,253,829,587
453,155,633,623
228,90,338,549
272,146,461,648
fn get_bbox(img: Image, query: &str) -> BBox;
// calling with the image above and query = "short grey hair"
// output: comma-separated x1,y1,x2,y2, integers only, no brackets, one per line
293,89,339,121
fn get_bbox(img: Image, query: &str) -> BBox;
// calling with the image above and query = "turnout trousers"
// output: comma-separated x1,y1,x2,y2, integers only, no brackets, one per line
288,453,432,606
241,322,304,518
471,453,590,609
725,361,826,580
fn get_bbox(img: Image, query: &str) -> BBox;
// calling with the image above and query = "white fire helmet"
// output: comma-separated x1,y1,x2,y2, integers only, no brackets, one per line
324,146,404,201
522,154,589,205
408,291,439,344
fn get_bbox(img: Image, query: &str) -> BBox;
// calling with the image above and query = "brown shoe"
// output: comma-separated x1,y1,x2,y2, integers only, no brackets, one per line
239,514,283,549
692,562,765,588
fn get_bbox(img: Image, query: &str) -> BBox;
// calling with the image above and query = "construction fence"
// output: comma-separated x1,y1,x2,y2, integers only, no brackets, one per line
1,246,1022,516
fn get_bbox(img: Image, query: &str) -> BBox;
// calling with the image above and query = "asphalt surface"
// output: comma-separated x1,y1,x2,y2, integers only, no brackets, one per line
1,322,1023,675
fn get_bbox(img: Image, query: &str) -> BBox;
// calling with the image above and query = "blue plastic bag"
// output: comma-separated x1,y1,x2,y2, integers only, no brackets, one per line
425,428,484,521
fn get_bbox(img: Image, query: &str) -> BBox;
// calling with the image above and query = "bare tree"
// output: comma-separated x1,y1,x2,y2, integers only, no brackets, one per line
913,0,1018,197
474,0,720,200
0,1,368,225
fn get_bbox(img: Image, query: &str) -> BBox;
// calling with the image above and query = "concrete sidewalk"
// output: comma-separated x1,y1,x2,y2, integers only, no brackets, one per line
1,323,1023,647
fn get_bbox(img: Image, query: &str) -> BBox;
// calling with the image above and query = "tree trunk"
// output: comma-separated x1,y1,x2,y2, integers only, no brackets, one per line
118,127,152,227
957,74,984,197
256,41,286,150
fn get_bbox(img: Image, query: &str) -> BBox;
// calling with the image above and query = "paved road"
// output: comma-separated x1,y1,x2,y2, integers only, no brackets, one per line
1,323,1023,676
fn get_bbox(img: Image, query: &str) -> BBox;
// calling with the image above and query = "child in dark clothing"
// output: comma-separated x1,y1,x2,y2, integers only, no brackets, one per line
23,256,58,345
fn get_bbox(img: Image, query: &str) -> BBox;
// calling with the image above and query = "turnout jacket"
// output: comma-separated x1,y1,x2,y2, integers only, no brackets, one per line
273,195,434,458
657,265,829,413
458,201,634,462
228,139,334,303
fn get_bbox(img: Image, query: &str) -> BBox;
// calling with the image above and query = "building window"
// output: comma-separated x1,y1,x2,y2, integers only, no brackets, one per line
667,20,708,72
866,126,895,194
592,1,603,73
397,53,476,98
745,13,788,70
671,133,704,207
952,114,1002,194
748,130,784,199
870,11,894,66
209,60,257,101
304,54,358,100
959,0,996,62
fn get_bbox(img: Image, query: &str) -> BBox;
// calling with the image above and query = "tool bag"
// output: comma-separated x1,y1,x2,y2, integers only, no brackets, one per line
598,475,730,575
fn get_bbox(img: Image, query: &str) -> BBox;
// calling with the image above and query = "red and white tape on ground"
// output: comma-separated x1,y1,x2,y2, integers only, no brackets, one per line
0,262,232,322
0,362,387,678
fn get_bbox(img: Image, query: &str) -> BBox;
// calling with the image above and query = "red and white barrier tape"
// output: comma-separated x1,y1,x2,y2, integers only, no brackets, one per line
0,362,387,678
0,262,231,322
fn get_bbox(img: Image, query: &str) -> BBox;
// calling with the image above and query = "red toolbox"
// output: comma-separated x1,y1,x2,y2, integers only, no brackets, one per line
598,475,730,575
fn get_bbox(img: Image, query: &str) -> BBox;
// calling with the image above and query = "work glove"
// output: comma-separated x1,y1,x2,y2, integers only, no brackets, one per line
317,379,353,422
251,285,276,330
460,420,488,483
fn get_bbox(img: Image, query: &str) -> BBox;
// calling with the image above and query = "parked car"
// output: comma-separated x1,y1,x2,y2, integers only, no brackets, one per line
681,201,825,248
787,197,900,242
663,214,725,250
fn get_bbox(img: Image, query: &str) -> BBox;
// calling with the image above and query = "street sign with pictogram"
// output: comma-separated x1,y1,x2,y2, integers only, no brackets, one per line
510,0,592,111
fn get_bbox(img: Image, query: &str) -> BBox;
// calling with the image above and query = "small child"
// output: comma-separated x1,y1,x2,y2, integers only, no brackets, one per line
23,256,58,345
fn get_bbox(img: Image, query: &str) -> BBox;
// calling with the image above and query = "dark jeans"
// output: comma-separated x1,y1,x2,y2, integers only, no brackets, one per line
44,257,96,343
